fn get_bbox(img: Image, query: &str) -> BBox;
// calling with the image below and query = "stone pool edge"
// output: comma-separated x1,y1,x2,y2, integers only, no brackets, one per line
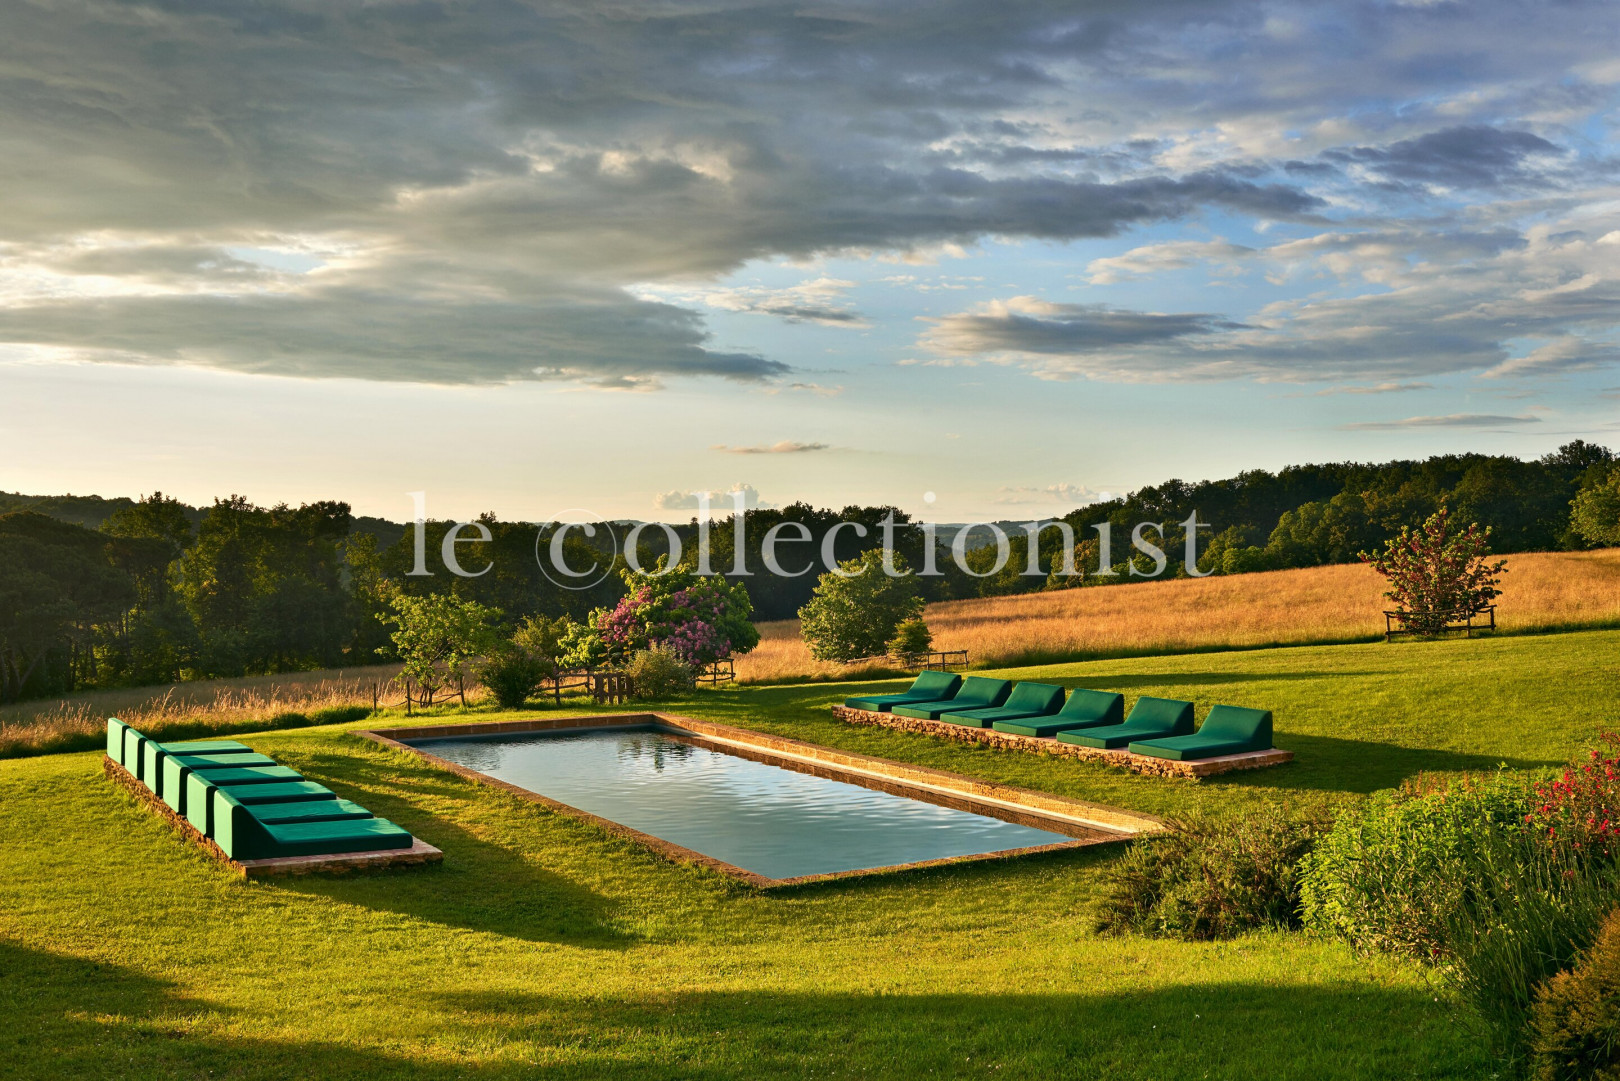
354,713,1164,889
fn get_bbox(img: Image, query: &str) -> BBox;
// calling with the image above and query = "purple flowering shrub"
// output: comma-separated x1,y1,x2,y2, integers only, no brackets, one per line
587,565,759,668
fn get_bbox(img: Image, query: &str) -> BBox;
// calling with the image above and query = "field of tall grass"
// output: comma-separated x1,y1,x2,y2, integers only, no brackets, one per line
0,665,402,759
734,548,1620,683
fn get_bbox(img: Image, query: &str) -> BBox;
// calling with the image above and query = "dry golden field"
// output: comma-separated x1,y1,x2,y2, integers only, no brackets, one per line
734,548,1620,683
0,664,401,758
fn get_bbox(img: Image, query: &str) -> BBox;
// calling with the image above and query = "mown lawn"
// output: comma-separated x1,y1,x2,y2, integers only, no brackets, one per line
6,629,1616,1079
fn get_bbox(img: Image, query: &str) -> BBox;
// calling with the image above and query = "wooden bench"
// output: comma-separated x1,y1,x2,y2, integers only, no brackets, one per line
1384,604,1496,640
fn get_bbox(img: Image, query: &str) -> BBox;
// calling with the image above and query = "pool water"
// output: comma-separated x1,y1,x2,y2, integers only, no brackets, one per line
411,728,1072,880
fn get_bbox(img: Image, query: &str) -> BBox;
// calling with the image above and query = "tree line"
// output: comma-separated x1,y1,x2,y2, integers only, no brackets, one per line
3,440,1617,702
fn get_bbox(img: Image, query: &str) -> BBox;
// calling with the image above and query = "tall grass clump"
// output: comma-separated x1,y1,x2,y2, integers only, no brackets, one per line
1529,906,1620,1081
0,667,398,758
1093,807,1330,940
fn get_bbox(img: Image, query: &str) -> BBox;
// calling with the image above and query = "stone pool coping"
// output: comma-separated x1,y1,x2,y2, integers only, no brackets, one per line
356,713,1163,889
829,706,1295,780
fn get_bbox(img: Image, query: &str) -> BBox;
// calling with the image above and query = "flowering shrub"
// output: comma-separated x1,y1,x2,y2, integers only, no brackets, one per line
587,564,759,668
1361,504,1506,636
1302,745,1620,1059
1527,734,1620,858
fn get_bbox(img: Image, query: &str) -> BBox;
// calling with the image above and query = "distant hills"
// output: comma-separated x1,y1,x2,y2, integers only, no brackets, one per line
0,491,410,551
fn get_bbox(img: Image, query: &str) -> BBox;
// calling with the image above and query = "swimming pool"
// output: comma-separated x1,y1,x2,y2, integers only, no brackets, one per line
370,714,1153,885
412,726,1085,881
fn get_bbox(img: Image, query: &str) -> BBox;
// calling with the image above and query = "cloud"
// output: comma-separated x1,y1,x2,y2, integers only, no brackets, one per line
921,297,1242,360
919,224,1620,383
712,441,831,454
1315,382,1432,395
1338,413,1543,431
653,483,770,512
1084,240,1254,284
1321,126,1567,192
992,483,1114,506
1482,337,1620,379
785,382,846,397
0,0,1616,391
658,278,869,327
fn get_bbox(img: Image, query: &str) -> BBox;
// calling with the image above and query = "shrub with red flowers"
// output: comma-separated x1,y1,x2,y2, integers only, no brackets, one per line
585,562,759,668
1361,504,1506,637
1526,733,1620,859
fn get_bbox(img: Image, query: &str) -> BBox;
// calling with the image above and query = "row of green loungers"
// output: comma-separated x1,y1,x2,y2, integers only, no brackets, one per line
105,718,415,862
844,673,1274,761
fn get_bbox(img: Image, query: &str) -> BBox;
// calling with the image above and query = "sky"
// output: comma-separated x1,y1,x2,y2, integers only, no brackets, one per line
2,0,1619,524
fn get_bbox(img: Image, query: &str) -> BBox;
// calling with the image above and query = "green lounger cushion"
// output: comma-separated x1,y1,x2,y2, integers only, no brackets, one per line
123,731,151,782
942,682,1065,728
188,765,301,787
156,739,254,755
161,753,279,814
177,765,302,828
1053,690,1126,728
214,789,410,859
992,689,1126,736
106,719,130,764
1055,697,1196,749
145,743,272,801
186,777,334,836
248,799,373,826
1130,705,1275,761
844,671,962,711
890,676,1014,720
263,818,413,858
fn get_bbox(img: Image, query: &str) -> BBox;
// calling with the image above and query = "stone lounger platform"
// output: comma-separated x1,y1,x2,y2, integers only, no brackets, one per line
103,755,442,877
830,705,1293,780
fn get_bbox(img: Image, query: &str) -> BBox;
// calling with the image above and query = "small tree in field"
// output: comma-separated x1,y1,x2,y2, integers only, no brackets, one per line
1361,506,1506,637
1570,464,1620,547
479,614,577,709
382,589,501,708
799,550,924,662
887,617,933,659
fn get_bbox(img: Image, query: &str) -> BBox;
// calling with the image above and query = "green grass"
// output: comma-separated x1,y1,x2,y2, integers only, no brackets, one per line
6,629,1618,1079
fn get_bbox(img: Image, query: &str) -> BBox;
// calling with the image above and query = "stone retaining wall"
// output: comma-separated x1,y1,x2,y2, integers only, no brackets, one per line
830,706,1293,781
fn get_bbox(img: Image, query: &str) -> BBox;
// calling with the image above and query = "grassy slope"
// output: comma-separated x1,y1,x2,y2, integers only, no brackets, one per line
8,629,1619,1079
734,547,1620,683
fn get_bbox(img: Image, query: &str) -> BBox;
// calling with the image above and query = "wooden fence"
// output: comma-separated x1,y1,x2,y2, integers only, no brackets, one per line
895,649,970,671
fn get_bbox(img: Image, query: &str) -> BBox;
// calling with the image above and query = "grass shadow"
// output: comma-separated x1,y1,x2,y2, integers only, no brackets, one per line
0,934,1491,1079
260,746,639,950
1214,732,1559,795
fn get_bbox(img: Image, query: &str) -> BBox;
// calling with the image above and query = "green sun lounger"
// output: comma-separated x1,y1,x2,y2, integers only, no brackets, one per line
1129,705,1275,761
1056,696,1195,749
108,715,419,862
940,682,1065,728
992,687,1122,737
160,752,279,814
107,718,254,790
185,777,338,837
249,799,374,826
889,676,1013,720
843,670,963,712
212,788,412,860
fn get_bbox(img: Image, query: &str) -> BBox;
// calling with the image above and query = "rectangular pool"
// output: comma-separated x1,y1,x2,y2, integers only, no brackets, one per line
407,727,1082,882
